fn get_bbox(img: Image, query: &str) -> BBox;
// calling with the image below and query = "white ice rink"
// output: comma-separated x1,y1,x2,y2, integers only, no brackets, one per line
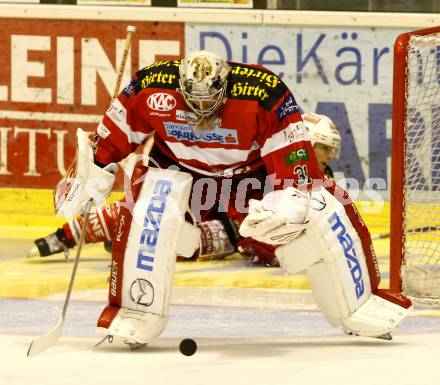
1,233,439,385
2,287,440,385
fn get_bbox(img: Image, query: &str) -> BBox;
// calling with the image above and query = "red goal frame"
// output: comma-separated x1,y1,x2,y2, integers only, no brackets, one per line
389,25,440,293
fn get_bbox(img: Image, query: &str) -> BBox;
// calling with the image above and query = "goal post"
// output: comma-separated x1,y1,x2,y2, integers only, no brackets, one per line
390,26,440,303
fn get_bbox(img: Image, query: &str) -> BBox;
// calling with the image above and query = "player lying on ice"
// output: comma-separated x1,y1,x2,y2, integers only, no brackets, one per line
54,50,412,347
28,112,340,267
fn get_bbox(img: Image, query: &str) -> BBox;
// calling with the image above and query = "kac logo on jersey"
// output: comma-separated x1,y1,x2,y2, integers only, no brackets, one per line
137,179,172,271
164,122,238,144
147,93,176,112
328,212,365,299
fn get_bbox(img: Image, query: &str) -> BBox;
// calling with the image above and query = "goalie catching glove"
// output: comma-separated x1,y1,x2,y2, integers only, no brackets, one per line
239,187,310,245
54,128,118,219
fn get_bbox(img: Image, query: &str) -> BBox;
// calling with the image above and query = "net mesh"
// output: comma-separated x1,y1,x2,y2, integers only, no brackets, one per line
402,32,440,303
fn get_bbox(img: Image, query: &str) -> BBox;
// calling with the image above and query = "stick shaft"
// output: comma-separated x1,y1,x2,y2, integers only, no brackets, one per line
112,26,136,102
61,200,93,317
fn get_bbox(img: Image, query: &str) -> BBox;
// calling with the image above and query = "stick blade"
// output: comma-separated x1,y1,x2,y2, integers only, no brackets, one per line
27,317,64,357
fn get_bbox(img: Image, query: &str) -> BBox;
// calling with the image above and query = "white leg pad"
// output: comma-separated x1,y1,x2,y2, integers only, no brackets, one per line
107,309,167,345
307,260,352,327
176,220,201,258
341,294,412,337
276,187,411,337
277,221,360,327
276,224,323,274
106,167,196,344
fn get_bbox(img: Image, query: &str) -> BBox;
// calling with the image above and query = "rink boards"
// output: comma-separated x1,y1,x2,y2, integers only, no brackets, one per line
0,187,391,299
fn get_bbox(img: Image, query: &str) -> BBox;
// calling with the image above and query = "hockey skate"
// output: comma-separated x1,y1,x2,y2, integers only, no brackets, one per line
28,228,113,260
343,329,393,341
27,228,72,261
94,335,147,351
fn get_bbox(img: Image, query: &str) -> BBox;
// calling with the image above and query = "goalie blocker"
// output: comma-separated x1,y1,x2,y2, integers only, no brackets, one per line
275,185,413,338
97,167,200,345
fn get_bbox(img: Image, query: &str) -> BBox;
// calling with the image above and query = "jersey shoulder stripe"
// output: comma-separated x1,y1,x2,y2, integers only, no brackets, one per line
131,60,181,94
227,62,288,111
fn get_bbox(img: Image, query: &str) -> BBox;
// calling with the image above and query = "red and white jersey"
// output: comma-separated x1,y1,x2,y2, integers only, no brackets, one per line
94,60,322,186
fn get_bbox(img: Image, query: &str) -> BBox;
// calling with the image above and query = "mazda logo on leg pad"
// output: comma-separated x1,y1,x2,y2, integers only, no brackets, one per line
130,279,154,306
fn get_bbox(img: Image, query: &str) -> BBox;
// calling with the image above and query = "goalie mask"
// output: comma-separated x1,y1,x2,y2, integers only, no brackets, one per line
303,112,341,159
179,50,230,119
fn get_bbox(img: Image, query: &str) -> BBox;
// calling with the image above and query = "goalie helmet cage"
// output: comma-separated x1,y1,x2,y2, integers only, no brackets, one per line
390,25,440,304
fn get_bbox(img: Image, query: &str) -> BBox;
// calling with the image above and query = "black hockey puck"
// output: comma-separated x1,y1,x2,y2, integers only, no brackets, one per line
179,338,197,356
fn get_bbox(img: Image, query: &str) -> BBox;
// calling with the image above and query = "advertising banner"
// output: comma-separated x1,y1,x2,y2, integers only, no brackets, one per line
186,24,410,198
78,0,151,5
178,0,252,8
0,19,184,188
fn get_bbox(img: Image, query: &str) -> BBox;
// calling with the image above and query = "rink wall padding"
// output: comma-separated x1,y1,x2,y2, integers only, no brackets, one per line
0,187,391,299
0,7,439,199
0,187,390,233
0,188,123,230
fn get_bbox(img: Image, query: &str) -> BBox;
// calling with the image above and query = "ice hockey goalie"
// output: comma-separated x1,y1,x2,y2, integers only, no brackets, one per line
54,50,412,347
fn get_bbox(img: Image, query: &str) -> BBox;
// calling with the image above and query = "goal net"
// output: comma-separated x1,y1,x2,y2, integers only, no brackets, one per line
390,26,440,304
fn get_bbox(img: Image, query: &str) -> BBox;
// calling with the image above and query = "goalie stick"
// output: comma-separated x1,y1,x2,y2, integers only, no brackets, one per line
27,25,136,357
27,200,93,357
